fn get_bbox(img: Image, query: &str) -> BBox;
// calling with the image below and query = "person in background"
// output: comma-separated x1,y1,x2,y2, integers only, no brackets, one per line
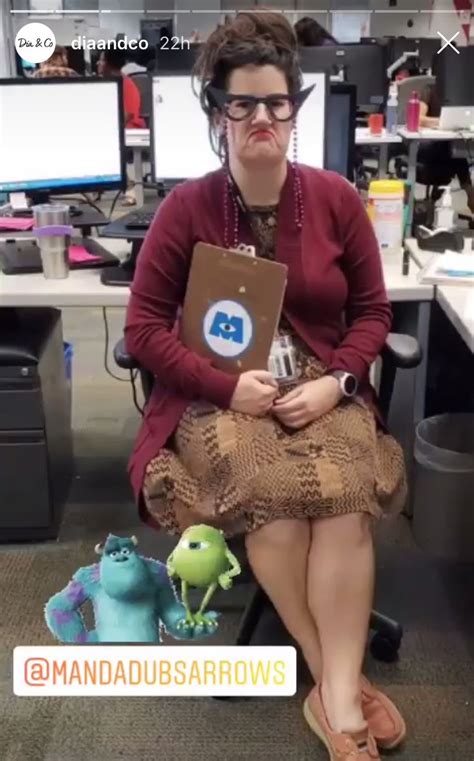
419,84,474,214
97,49,145,129
393,62,420,82
294,16,337,46
121,49,147,76
98,49,146,206
33,45,78,78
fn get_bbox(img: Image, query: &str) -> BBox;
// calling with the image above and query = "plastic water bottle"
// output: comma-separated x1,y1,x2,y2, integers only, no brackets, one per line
434,186,456,230
386,84,398,135
406,90,421,132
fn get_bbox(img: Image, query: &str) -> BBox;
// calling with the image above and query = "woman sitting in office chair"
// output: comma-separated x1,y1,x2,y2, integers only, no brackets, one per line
419,83,474,214
97,49,146,207
32,45,79,78
125,11,406,761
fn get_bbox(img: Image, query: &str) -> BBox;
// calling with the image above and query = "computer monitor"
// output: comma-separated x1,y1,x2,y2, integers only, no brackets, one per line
151,72,327,183
155,44,202,73
109,74,344,287
151,75,221,182
66,46,86,76
386,37,442,72
326,83,356,179
297,43,388,111
0,77,126,200
433,46,474,107
140,18,174,47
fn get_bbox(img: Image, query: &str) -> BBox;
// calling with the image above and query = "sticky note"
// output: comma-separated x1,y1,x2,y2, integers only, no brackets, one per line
68,245,103,264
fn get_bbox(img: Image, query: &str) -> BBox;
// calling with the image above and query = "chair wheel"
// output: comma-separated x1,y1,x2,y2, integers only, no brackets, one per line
370,633,401,663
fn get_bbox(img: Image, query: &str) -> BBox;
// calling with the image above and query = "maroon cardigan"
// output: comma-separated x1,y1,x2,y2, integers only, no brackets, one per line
125,163,392,515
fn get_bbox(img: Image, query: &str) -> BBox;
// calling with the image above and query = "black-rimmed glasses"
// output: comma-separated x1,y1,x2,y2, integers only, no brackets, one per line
207,84,315,122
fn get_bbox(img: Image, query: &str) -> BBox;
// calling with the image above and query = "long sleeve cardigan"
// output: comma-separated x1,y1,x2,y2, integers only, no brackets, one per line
124,162,392,506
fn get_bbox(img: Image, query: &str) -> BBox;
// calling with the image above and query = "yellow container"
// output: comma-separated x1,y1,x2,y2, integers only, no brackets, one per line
367,180,405,254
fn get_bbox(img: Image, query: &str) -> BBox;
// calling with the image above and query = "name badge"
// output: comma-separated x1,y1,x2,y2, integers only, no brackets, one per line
268,334,298,384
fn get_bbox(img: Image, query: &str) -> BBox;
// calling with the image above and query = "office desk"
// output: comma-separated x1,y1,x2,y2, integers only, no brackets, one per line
405,238,474,353
124,128,404,205
0,237,435,500
355,128,402,178
0,243,432,308
125,129,150,208
0,241,434,456
126,129,150,148
0,239,130,307
398,127,474,233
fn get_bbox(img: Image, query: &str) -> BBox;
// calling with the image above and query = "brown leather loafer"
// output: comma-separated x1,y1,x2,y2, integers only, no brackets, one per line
361,676,406,750
303,687,380,760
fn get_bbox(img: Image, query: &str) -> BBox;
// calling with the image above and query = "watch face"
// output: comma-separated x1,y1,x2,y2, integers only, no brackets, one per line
343,374,358,396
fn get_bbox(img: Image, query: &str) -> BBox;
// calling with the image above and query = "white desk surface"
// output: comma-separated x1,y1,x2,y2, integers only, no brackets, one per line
355,127,402,145
398,126,474,142
406,238,474,353
125,129,150,148
0,240,433,309
129,127,403,150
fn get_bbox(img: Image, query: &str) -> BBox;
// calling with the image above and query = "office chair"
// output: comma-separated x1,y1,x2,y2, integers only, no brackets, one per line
114,332,422,663
129,72,153,127
390,75,460,218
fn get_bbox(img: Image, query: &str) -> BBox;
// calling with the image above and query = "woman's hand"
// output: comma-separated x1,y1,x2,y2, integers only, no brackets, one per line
230,370,279,417
272,376,343,429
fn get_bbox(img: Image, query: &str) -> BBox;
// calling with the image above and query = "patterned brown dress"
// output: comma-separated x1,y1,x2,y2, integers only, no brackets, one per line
142,205,407,537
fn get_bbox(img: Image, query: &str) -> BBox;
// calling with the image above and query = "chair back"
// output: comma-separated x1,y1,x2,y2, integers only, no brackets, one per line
396,75,435,124
130,72,153,125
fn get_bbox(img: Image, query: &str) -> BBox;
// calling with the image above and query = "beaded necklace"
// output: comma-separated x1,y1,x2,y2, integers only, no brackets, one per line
223,162,304,250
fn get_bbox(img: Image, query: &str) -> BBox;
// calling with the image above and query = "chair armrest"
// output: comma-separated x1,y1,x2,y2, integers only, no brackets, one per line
113,337,139,370
382,333,422,370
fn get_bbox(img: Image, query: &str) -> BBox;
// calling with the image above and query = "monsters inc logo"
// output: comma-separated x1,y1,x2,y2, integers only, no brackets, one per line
203,300,253,358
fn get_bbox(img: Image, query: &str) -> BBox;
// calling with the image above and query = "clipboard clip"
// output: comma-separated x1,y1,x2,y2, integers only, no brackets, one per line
230,243,256,258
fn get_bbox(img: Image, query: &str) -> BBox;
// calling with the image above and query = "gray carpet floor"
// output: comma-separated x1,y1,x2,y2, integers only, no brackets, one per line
1,306,473,761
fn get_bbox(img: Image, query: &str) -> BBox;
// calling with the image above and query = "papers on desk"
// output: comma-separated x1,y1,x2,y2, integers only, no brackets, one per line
418,128,453,139
418,252,474,286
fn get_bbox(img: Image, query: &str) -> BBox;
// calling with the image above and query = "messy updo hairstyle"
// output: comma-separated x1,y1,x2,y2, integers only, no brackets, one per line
192,11,303,159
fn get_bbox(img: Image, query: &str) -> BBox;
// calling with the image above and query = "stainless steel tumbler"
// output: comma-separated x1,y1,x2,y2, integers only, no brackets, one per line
33,204,72,279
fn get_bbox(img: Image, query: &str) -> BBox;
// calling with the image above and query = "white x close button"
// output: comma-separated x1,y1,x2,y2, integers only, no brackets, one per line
437,31,460,54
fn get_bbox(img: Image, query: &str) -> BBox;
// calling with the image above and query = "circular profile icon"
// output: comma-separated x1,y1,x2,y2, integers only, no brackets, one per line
15,23,56,65
203,300,253,358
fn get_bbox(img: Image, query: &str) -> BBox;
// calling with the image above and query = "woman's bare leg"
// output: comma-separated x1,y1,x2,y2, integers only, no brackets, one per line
307,513,375,733
245,518,323,683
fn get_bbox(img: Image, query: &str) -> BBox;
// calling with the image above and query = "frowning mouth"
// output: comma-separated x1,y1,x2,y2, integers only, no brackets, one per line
249,129,274,140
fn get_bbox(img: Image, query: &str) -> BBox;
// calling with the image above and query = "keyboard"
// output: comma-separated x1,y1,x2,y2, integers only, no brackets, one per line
124,211,155,230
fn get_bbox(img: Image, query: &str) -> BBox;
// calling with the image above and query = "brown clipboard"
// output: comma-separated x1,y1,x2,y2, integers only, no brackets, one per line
180,242,288,374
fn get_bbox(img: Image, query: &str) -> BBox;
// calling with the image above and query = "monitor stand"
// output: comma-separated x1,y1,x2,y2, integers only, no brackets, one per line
100,240,141,286
9,190,56,213
0,237,119,276
8,191,107,230
8,192,30,214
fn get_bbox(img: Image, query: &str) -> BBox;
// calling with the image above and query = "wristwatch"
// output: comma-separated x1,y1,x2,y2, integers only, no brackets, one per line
328,370,359,398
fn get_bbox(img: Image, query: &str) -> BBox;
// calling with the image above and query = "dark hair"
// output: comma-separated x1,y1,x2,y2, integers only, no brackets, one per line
294,16,337,47
193,10,303,157
101,48,126,71
48,45,67,61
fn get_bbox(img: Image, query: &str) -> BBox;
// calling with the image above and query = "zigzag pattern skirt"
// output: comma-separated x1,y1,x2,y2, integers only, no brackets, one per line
143,347,408,538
